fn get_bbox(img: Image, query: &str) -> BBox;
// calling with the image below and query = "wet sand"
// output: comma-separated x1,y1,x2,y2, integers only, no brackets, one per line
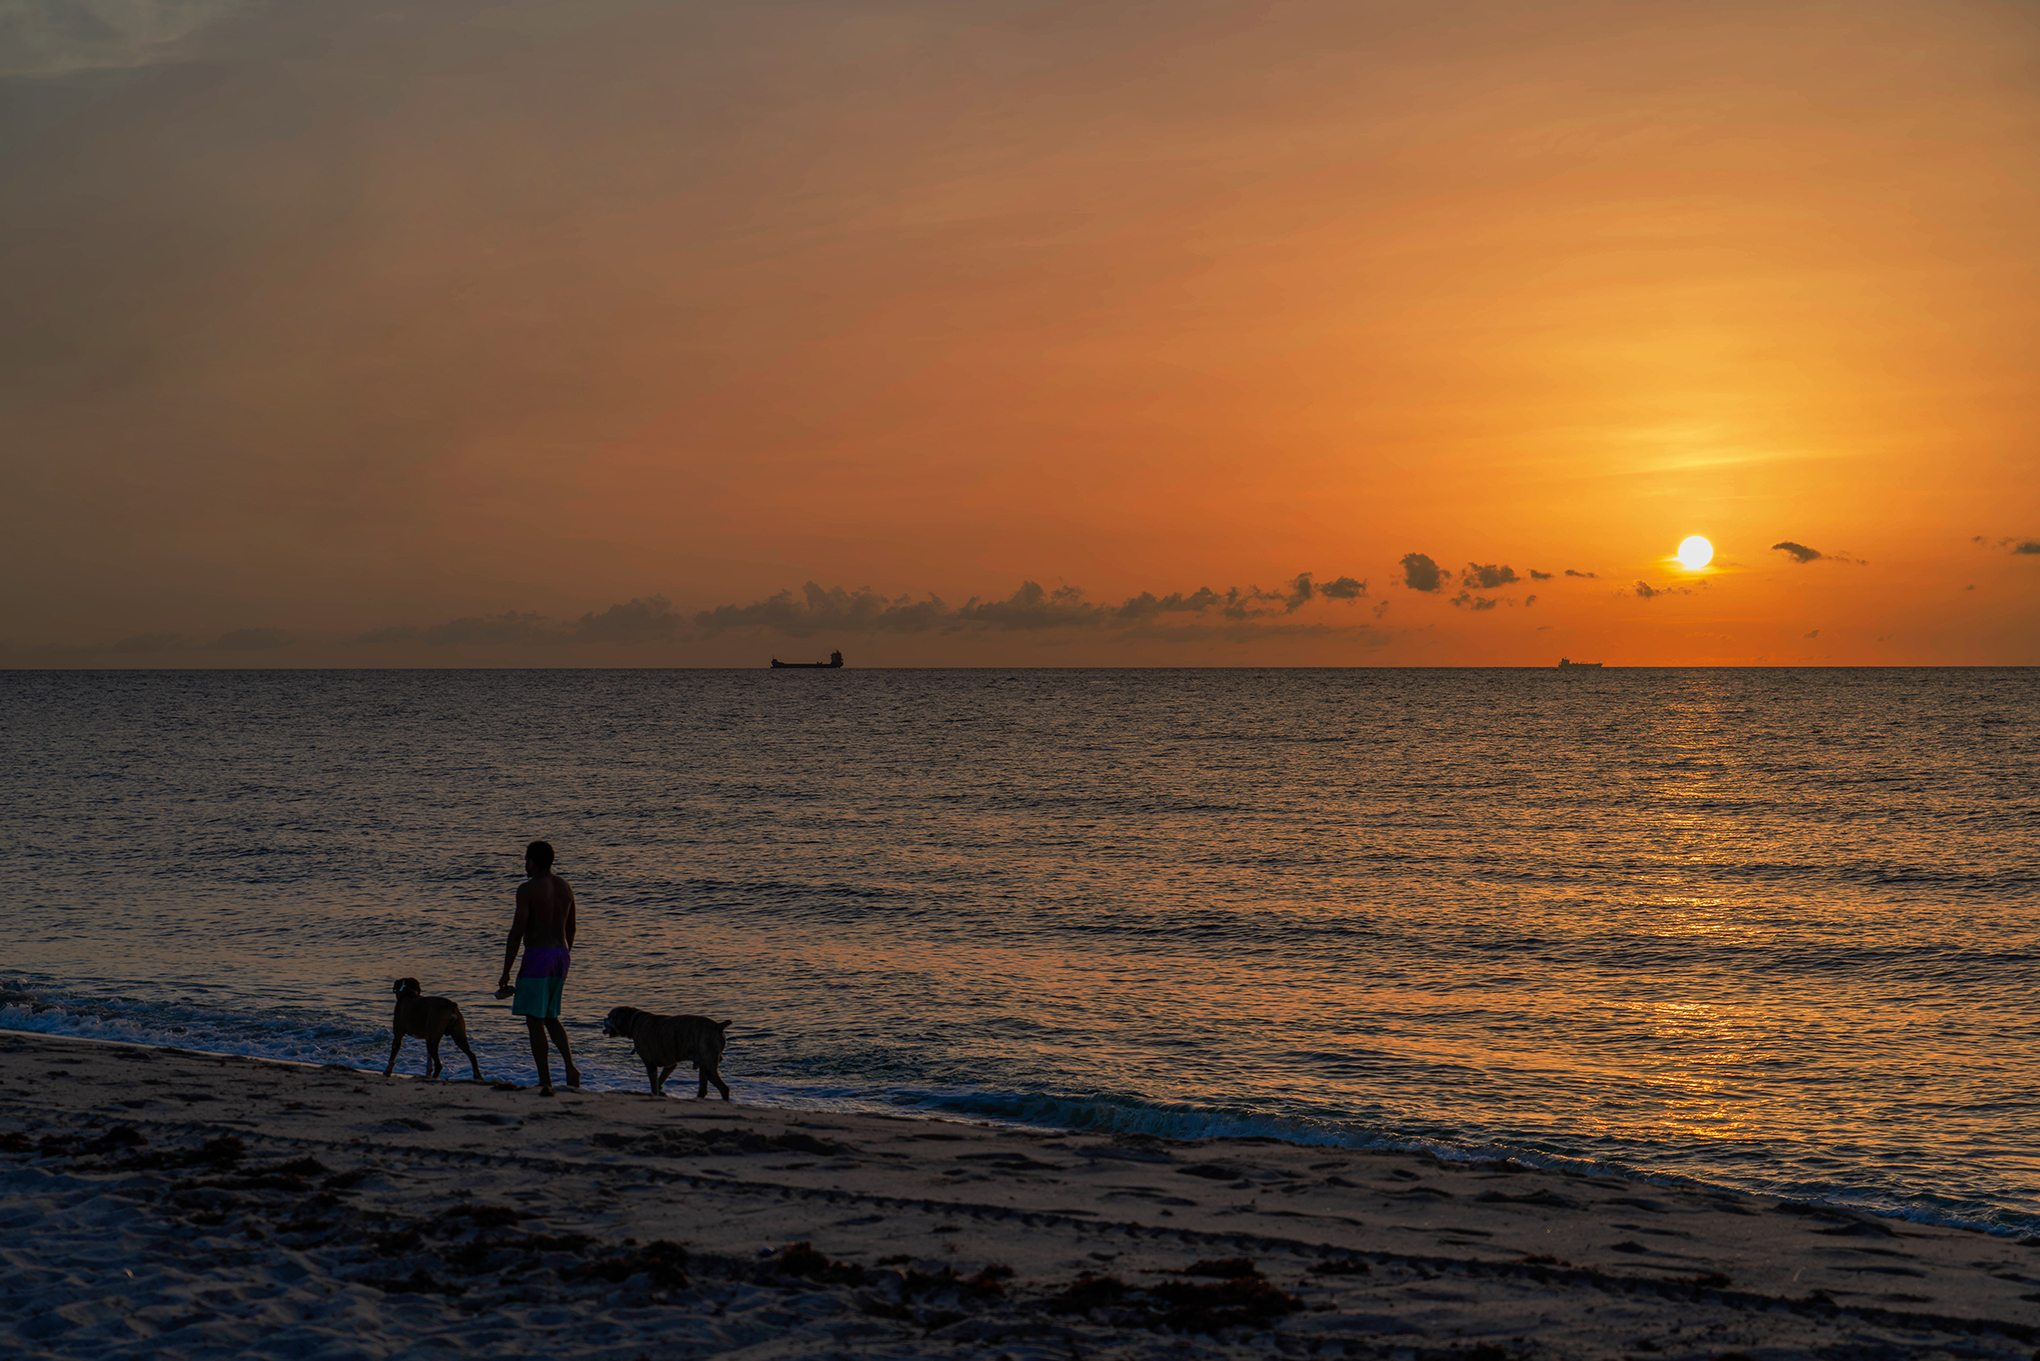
5,1030,2038,1359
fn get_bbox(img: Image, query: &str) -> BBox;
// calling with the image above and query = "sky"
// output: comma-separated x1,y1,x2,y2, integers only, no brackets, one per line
2,0,2035,666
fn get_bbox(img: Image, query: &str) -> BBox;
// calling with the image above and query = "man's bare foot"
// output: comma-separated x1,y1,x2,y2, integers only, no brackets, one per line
538,1084,555,1096
564,1064,582,1090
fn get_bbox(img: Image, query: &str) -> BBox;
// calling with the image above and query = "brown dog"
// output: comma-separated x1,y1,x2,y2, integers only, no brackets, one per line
385,978,482,1081
602,1006,731,1099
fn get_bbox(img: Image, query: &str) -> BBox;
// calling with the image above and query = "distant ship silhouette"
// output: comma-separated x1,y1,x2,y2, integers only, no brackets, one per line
1557,657,1603,668
771,651,844,669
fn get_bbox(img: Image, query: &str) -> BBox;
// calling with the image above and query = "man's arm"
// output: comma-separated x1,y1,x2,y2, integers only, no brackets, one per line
498,896,529,990
564,880,578,950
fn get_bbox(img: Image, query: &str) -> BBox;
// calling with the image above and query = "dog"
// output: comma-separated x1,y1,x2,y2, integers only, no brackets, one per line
385,978,482,1081
601,1006,732,1099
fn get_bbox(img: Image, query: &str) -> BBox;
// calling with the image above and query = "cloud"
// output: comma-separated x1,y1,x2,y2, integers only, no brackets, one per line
204,626,292,651
1114,588,1219,620
1804,629,1819,638
577,596,684,644
1399,553,1444,592
47,571,1385,657
693,572,1377,639
1450,591,1500,611
2017,541,2040,556
954,582,1101,630
1629,581,1694,600
696,582,956,638
1529,569,1552,580
1773,540,1867,565
1262,572,1366,610
1460,563,1519,590
1974,536,2040,554
1318,575,1367,600
1563,569,1596,579
0,0,246,78
1525,594,1536,607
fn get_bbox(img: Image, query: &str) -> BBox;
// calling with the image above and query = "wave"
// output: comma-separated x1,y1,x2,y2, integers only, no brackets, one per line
885,1086,2040,1240
5,979,2035,1241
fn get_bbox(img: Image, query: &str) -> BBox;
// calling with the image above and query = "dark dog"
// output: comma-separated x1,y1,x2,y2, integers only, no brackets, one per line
602,1006,732,1099
385,978,482,1081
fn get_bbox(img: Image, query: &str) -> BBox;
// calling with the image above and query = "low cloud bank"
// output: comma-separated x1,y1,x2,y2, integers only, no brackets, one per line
19,552,1633,658
23,572,1386,657
692,573,1370,639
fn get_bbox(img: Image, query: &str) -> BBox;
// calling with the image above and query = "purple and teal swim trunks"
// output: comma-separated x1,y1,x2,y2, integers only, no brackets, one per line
511,946,570,1020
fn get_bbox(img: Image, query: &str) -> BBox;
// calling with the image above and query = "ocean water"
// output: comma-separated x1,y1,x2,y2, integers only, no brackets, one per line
4,668,2037,1234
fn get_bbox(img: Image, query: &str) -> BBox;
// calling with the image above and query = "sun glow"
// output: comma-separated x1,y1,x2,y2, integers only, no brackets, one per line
1676,536,1714,570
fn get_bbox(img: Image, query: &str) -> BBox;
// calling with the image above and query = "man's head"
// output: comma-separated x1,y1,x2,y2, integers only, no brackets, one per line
525,840,556,874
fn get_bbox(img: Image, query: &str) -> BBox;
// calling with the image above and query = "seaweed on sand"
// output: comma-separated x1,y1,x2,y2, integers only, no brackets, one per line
1042,1259,1303,1334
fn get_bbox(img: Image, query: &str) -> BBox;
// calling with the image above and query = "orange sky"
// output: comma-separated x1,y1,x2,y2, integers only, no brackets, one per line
2,0,2035,665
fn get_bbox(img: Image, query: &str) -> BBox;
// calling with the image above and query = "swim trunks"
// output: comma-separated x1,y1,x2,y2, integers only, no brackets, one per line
511,946,570,1020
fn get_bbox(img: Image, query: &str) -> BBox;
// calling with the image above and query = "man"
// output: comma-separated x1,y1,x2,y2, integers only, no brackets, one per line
497,839,582,1095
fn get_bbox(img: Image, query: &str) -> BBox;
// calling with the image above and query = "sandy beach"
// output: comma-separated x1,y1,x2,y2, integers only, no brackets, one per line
3,1032,2036,1359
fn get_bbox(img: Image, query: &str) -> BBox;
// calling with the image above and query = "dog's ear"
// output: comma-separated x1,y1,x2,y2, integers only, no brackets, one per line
717,1019,732,1030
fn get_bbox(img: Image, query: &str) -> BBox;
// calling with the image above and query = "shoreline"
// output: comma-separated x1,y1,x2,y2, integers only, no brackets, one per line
8,1009,2026,1242
6,1031,2039,1359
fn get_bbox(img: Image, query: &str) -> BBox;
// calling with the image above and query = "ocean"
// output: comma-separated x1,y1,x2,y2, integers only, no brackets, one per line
5,668,2036,1235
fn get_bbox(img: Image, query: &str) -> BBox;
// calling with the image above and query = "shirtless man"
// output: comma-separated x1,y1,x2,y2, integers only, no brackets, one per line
497,839,582,1094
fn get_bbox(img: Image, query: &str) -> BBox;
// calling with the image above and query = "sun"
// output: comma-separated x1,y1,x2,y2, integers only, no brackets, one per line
1676,535,1714,570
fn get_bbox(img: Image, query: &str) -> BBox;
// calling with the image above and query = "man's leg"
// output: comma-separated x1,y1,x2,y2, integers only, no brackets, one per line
525,1016,554,1093
543,1017,581,1089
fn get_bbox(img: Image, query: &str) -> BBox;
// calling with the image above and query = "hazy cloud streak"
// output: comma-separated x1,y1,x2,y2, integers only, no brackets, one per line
0,0,245,77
